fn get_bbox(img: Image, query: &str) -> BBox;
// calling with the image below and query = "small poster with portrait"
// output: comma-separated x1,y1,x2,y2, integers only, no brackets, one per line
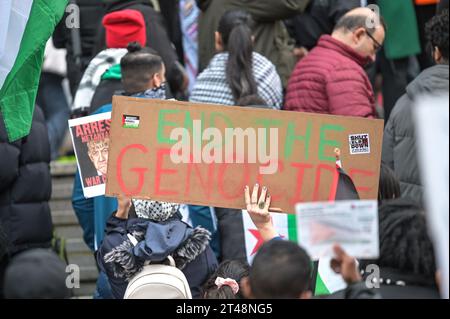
68,112,112,198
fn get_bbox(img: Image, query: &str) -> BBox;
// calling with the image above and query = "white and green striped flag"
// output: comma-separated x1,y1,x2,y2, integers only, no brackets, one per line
0,0,67,141
242,211,347,296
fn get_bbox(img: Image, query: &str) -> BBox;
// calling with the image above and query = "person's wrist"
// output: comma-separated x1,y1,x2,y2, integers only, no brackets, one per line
115,209,128,219
258,224,278,242
345,271,362,285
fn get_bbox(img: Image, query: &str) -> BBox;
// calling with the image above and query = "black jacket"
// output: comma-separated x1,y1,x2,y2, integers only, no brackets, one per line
285,0,360,50
97,214,218,299
0,107,53,255
328,268,439,299
370,268,441,299
158,0,184,64
382,64,449,204
53,0,106,95
90,79,123,114
96,0,184,96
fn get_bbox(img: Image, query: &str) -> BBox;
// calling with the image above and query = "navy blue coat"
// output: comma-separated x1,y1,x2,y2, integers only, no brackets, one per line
97,214,218,299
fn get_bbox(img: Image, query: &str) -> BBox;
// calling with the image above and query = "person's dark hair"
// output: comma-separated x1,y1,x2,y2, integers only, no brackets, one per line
249,240,312,299
361,199,436,283
378,163,401,203
202,260,250,299
167,61,188,101
4,248,70,299
426,9,449,63
218,10,258,103
121,42,164,94
236,95,268,108
334,13,386,35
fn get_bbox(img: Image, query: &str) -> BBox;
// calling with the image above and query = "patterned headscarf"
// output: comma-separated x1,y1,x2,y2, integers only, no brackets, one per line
132,199,180,222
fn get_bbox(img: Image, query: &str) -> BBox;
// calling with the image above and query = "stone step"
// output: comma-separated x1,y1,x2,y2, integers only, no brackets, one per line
50,162,77,177
73,265,99,283
50,200,73,213
71,282,97,298
54,224,84,240
52,211,78,226
68,253,97,270
66,238,91,254
51,181,74,200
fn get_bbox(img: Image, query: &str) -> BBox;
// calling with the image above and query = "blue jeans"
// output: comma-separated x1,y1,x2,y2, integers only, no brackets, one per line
93,271,114,299
36,72,70,160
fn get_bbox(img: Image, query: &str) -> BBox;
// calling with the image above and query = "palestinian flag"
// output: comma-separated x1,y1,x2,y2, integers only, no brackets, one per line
0,0,67,141
243,153,360,296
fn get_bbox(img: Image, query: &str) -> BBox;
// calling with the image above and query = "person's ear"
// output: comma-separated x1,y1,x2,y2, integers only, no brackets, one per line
155,73,162,87
434,47,443,64
150,73,163,88
299,290,313,299
240,276,253,299
215,31,224,52
353,27,366,44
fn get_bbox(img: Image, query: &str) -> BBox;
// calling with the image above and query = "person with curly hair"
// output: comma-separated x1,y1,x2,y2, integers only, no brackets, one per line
382,9,449,205
358,198,440,298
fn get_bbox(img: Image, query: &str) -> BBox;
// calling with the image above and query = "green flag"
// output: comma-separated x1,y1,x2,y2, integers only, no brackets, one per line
0,0,68,142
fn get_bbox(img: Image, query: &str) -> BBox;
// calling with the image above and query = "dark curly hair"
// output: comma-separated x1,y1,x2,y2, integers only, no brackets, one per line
361,199,436,283
426,9,449,63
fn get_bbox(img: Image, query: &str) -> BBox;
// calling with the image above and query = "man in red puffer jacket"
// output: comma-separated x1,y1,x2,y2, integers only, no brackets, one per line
284,7,385,118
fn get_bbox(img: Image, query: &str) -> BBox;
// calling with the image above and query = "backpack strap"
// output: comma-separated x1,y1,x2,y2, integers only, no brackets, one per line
167,255,176,267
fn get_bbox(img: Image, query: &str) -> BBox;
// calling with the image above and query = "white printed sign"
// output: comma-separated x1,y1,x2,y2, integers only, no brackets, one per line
295,200,379,260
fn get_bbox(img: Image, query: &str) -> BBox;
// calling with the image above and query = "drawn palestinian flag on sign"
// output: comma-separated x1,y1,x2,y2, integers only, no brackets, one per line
242,154,360,296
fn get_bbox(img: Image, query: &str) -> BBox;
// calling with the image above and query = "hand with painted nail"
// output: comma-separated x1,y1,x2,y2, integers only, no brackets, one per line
244,184,278,242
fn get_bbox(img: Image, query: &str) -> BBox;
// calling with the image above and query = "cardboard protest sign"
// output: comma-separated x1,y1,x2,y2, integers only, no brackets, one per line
295,200,379,260
69,112,111,198
106,96,384,213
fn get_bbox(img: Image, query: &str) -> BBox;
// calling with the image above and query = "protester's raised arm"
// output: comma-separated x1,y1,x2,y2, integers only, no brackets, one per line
244,184,278,242
115,194,132,220
330,244,362,285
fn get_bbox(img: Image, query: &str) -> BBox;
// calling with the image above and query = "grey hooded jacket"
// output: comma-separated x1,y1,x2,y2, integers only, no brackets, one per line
382,64,449,204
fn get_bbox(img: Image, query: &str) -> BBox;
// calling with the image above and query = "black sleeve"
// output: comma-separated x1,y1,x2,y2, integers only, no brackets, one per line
158,0,184,63
104,213,128,233
52,16,68,49
329,0,361,25
345,282,382,299
0,117,21,193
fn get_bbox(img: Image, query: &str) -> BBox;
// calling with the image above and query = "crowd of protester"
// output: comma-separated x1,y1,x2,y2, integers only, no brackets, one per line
0,0,448,299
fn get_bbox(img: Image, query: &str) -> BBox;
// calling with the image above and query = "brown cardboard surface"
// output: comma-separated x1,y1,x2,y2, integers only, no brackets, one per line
106,96,384,214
